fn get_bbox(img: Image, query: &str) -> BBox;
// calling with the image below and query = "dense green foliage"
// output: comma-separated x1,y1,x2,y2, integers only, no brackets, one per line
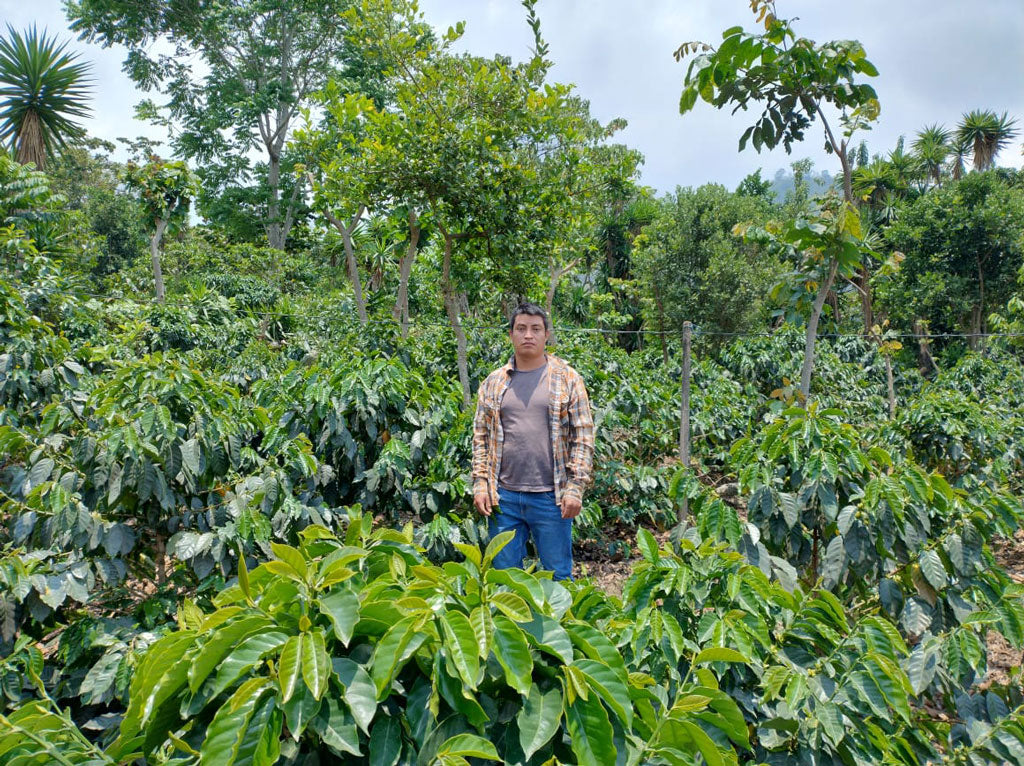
2,1,1024,764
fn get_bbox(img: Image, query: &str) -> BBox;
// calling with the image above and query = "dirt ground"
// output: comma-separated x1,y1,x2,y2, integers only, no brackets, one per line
573,519,1024,687
986,527,1024,687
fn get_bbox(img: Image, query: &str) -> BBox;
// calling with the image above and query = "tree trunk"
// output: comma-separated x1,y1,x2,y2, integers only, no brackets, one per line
151,217,168,303
442,234,472,409
393,210,420,339
974,257,986,350
818,105,874,334
969,305,982,351
16,110,46,170
799,259,840,401
885,355,896,419
266,149,284,250
545,258,577,319
858,268,873,333
914,320,939,377
653,282,669,365
324,206,368,325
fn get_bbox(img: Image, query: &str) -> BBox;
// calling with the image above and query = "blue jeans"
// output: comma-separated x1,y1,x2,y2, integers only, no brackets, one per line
490,488,573,581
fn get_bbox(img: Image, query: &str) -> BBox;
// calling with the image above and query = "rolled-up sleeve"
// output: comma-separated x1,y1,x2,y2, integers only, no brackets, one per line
471,381,491,497
563,372,594,502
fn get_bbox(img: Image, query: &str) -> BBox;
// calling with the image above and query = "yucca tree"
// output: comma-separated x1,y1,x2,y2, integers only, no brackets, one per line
956,109,1018,171
949,139,970,181
0,26,92,171
912,123,951,187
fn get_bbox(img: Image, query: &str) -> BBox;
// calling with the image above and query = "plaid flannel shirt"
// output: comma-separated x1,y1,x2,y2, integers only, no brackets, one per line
472,354,594,507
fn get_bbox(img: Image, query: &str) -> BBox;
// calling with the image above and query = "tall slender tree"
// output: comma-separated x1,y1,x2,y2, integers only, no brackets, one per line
912,124,951,188
0,25,92,170
957,109,1019,172
675,0,881,394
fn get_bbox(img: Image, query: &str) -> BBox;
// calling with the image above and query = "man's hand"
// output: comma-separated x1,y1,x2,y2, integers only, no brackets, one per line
560,495,582,520
474,492,492,516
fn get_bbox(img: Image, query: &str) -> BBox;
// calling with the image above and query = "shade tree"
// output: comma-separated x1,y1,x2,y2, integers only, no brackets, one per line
304,0,614,405
122,157,199,302
67,0,363,250
878,170,1024,347
633,183,781,341
676,0,883,335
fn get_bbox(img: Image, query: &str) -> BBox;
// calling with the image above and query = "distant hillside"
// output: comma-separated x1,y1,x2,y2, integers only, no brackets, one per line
769,166,836,202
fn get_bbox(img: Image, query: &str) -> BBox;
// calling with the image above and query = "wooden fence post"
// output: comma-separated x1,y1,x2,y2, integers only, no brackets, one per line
678,321,692,521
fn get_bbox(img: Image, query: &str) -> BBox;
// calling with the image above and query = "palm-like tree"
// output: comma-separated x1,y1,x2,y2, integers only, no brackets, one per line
956,109,1019,172
949,139,970,181
0,26,92,171
912,124,951,187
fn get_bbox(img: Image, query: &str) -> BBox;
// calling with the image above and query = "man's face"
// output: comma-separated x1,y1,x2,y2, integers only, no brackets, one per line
510,314,550,357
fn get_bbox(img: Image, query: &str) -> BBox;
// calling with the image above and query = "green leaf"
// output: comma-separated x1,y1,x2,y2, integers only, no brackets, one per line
679,86,698,114
237,549,251,602
483,530,515,569
436,733,499,760
492,615,533,695
521,613,574,665
281,680,321,740
318,586,359,646
693,647,749,665
192,632,289,714
822,534,846,589
369,715,401,766
636,528,659,563
905,644,939,695
332,658,377,735
491,591,532,623
678,720,724,766
575,658,633,728
312,697,361,756
566,622,625,671
902,598,932,635
188,616,271,692
453,542,482,569
269,542,308,581
469,606,492,659
671,694,712,712
816,701,846,745
277,635,303,703
439,611,481,689
120,631,195,743
199,677,274,766
919,550,947,591
485,567,546,609
301,630,330,700
371,615,423,698
565,692,615,766
848,670,890,721
180,438,201,475
779,491,801,528
517,686,563,760
28,457,54,488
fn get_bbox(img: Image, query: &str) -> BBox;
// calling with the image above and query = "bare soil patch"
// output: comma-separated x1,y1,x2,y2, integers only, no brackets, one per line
984,528,1024,687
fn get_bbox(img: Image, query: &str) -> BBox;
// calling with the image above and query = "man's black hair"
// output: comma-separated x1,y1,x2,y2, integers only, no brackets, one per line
508,302,551,333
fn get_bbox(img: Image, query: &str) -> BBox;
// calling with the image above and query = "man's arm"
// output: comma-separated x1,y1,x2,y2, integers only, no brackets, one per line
471,380,493,515
563,371,595,508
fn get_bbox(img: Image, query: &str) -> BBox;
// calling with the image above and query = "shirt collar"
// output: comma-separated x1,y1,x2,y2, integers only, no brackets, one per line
505,353,559,375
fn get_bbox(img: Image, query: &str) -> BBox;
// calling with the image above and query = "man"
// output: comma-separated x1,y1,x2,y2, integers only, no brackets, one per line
472,302,594,580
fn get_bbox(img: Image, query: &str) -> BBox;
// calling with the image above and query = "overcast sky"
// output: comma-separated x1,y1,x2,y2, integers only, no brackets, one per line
5,0,1023,194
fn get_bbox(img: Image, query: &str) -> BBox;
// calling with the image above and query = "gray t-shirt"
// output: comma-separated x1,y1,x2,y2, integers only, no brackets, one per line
498,362,555,492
